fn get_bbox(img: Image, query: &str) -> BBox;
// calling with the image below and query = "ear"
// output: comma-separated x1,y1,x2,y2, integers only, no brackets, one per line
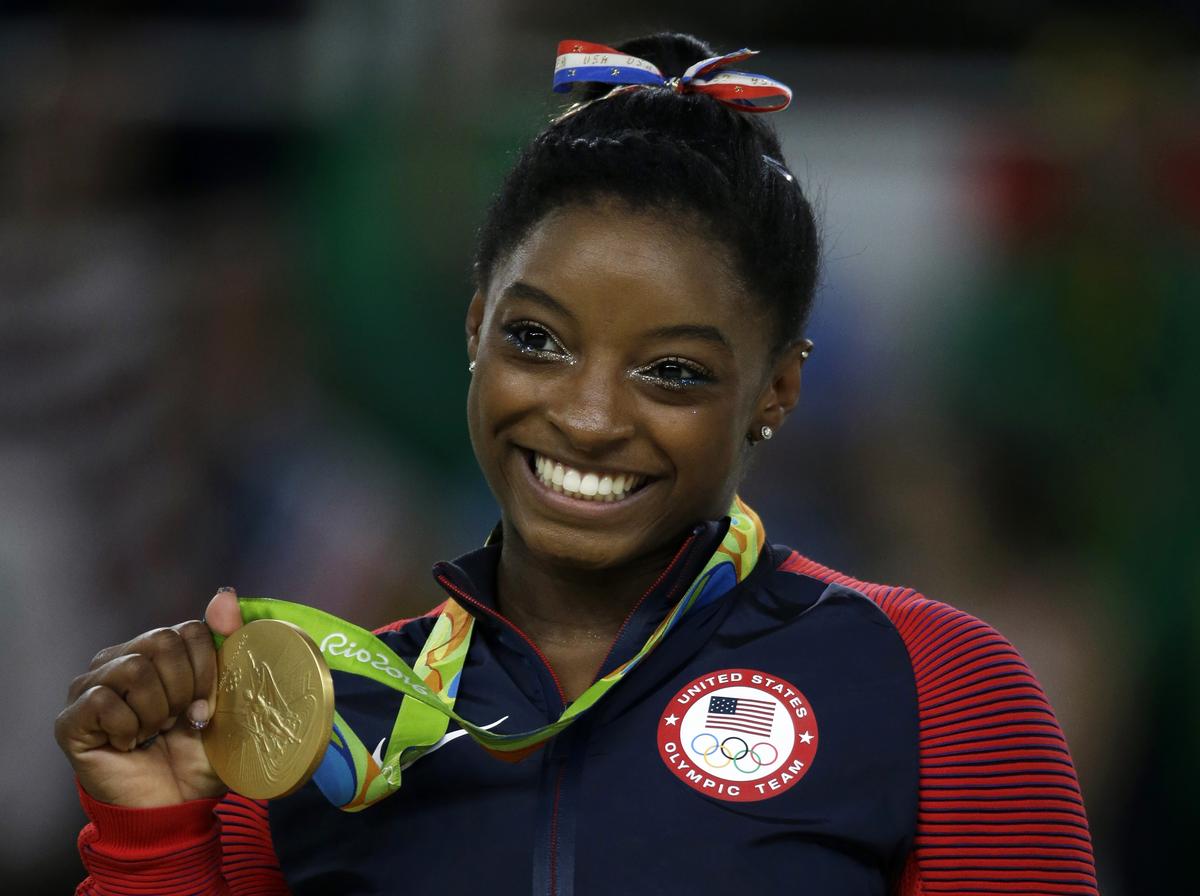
751,339,813,438
465,290,486,362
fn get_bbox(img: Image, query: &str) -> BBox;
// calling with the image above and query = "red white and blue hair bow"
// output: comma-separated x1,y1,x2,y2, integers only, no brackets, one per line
552,40,792,114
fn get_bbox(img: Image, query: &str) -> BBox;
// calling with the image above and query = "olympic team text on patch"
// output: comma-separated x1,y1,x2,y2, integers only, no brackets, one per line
656,668,818,802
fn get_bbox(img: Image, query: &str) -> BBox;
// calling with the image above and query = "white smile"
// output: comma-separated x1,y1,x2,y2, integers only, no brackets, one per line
531,451,648,503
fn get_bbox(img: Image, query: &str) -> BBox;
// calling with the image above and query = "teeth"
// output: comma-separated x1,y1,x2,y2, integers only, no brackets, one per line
531,453,645,502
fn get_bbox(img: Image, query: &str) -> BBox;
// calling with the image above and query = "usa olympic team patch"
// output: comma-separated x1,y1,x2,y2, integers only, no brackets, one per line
657,668,818,802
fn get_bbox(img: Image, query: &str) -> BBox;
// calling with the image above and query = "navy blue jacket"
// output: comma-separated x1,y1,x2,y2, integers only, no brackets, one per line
76,518,1098,895
273,518,916,894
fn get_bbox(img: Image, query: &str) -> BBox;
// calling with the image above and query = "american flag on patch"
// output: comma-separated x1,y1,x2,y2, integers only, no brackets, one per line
706,695,775,736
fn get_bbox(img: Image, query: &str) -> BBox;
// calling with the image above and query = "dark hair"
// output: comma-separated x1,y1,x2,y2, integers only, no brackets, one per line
473,33,820,356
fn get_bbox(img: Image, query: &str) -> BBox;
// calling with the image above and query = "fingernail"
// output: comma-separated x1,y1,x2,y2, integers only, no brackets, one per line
216,586,236,593
188,699,210,728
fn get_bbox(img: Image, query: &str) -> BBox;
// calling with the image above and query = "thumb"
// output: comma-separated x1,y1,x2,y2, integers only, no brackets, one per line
205,587,245,637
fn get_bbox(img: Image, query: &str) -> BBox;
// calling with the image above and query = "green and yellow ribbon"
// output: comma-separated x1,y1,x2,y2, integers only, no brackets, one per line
234,497,764,811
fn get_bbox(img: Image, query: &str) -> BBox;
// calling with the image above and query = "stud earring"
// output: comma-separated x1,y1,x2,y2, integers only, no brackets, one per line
760,425,773,441
468,361,477,373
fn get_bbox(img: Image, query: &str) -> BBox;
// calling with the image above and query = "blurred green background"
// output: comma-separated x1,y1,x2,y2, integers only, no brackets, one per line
1,2,1196,892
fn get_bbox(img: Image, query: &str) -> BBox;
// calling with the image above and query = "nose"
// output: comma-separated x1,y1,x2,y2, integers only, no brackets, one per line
544,359,635,454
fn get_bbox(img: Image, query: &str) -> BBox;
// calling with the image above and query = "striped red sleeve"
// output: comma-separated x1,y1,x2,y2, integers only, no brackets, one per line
779,552,1099,896
75,788,288,895
215,795,290,894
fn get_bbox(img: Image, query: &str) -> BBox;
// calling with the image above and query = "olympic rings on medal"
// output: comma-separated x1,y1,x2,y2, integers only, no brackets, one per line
688,731,782,774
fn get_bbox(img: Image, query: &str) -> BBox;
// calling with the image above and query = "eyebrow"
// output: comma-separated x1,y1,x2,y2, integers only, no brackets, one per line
501,280,732,352
645,323,732,352
500,281,577,322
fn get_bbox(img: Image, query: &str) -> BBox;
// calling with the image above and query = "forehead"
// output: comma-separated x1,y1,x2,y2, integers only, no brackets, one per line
489,200,763,337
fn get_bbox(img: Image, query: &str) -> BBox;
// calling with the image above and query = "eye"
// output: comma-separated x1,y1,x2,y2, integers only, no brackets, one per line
502,320,569,358
633,357,714,391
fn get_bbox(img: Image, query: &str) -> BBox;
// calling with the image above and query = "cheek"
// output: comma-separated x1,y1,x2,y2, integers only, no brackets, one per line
467,363,542,475
652,405,743,485
471,364,534,430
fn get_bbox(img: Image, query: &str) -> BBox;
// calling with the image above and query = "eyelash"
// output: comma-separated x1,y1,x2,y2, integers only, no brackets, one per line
631,357,714,391
499,319,714,391
502,320,570,359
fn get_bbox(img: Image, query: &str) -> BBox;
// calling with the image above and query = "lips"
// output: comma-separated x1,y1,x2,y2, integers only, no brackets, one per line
525,450,651,503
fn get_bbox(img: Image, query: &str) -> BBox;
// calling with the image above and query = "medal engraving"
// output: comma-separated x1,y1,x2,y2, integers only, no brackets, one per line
218,643,310,781
204,620,334,799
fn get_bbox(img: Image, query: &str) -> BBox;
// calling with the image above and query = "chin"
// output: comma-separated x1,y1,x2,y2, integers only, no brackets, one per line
517,523,639,573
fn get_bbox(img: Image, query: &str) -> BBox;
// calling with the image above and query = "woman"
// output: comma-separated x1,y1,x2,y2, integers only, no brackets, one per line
57,33,1098,895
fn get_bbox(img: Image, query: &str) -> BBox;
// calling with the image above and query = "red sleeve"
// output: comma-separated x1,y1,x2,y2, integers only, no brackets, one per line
75,787,288,895
780,552,1099,896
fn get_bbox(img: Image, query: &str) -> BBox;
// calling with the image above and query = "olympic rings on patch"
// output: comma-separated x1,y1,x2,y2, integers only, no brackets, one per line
690,733,719,756
751,741,778,766
734,749,764,773
719,737,749,761
691,734,782,772
688,731,783,774
703,745,733,769
691,724,792,772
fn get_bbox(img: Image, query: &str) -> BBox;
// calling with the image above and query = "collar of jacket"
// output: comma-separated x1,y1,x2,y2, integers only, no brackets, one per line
430,515,735,680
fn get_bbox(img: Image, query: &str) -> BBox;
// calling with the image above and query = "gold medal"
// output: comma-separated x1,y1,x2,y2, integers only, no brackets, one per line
203,619,335,800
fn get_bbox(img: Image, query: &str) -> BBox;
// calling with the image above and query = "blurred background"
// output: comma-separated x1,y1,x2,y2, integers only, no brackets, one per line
1,1,1196,892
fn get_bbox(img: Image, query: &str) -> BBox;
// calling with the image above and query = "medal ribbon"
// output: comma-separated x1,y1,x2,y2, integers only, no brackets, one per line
233,497,764,811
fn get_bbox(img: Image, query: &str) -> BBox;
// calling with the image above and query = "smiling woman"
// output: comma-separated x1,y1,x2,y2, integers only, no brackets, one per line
466,199,803,699
59,32,1098,896
469,201,792,563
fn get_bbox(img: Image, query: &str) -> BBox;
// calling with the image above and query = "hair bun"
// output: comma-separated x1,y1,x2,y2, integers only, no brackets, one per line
478,31,819,357
616,32,715,78
573,32,716,102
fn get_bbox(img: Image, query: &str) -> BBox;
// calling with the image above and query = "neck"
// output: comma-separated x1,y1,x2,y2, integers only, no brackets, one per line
494,527,689,698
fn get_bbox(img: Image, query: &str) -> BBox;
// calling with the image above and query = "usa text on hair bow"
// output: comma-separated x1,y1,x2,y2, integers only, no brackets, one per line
552,40,792,113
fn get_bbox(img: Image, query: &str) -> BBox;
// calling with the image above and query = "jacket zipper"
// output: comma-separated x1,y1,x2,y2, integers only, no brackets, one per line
435,574,567,705
588,533,697,682
548,765,565,896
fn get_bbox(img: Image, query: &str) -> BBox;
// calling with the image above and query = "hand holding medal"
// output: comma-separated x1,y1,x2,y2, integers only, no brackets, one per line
55,589,247,809
58,500,763,812
56,588,340,807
